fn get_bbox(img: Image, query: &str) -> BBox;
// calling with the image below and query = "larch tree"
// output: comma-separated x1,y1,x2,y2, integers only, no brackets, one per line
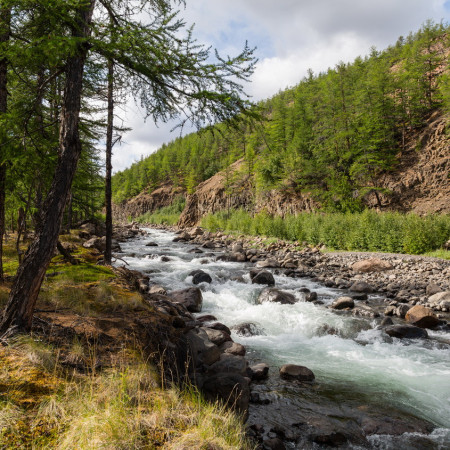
0,0,256,337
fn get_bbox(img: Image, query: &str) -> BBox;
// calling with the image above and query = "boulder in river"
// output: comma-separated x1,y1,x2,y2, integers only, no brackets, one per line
220,341,246,356
202,373,250,418
148,284,166,295
351,258,393,273
196,314,217,323
145,241,158,247
189,269,212,285
384,325,428,339
257,288,297,305
170,287,203,313
206,322,231,335
250,363,269,381
405,305,440,329
207,354,249,377
331,297,355,310
349,281,374,293
185,328,220,366
251,270,275,286
280,364,315,382
202,327,231,346
231,322,265,337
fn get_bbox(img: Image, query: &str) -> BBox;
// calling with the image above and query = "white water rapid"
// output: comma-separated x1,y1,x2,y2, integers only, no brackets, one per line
116,228,450,449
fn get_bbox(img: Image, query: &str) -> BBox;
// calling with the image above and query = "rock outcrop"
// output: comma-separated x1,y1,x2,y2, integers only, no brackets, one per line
113,183,185,222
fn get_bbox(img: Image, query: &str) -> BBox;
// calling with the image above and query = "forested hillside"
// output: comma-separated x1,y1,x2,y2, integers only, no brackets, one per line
112,21,449,213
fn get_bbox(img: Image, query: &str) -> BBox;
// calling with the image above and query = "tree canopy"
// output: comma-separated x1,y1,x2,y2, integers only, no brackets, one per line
0,0,257,335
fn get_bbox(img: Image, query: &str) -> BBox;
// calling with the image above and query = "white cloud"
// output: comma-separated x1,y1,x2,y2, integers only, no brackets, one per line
111,0,449,172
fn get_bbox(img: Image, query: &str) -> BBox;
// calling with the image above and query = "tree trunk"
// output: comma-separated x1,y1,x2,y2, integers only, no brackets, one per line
0,6,11,282
0,1,96,335
104,57,114,265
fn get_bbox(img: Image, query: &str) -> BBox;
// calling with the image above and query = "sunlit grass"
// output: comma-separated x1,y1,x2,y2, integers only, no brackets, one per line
0,340,252,449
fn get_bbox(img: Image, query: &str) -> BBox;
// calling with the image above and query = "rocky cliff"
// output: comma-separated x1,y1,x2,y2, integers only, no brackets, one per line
365,111,450,214
112,183,185,222
177,159,317,227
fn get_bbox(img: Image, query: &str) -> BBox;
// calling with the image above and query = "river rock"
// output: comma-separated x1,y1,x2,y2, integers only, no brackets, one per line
331,297,355,310
220,341,246,356
189,227,204,237
384,325,428,339
250,363,269,381
352,258,393,273
395,304,411,318
83,236,105,252
258,288,297,305
405,305,440,329
231,322,265,337
256,258,279,269
280,364,315,382
206,322,231,335
380,317,394,327
145,241,158,247
428,291,450,308
196,314,217,323
189,269,212,284
173,231,190,242
349,281,374,293
188,247,204,254
202,327,231,346
251,270,275,286
186,328,221,366
263,438,285,450
231,243,244,253
207,354,249,377
148,284,166,295
170,287,203,313
202,373,250,417
305,291,318,302
426,283,443,296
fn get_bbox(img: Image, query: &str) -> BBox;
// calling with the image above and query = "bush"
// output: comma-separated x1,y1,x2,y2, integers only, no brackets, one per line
201,209,450,255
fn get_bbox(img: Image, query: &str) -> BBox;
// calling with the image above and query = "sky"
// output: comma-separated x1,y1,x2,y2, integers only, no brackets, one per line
112,0,450,172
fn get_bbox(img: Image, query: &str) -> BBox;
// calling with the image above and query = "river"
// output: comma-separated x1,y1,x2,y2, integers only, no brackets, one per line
116,227,450,449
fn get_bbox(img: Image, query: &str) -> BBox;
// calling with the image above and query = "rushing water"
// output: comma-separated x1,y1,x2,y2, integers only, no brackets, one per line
116,228,450,449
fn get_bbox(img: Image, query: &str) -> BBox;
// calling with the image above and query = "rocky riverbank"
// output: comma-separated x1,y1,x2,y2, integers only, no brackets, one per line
108,223,450,449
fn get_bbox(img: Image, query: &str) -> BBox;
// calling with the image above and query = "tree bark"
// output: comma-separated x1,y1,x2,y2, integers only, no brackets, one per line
0,5,11,282
0,1,96,335
104,57,114,265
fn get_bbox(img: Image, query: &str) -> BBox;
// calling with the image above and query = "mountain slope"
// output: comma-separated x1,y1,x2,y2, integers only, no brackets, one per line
112,22,450,222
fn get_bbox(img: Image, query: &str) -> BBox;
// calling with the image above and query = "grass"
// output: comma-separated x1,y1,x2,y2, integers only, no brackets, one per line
0,339,251,449
0,232,252,449
136,196,186,226
201,209,450,256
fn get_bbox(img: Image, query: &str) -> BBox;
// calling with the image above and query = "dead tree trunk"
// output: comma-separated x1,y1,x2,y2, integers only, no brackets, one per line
0,1,96,336
0,6,11,283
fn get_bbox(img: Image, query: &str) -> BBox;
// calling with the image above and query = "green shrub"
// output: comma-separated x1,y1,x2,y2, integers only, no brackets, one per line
201,209,450,255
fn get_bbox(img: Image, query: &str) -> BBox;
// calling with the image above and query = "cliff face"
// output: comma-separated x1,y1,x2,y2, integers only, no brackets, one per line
178,159,317,227
112,183,184,222
365,111,450,214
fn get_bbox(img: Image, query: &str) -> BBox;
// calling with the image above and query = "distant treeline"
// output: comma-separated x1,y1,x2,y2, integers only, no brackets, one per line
113,21,449,212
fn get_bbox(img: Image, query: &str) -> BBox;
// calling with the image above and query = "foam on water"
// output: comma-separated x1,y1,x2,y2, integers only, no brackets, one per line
116,228,450,441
